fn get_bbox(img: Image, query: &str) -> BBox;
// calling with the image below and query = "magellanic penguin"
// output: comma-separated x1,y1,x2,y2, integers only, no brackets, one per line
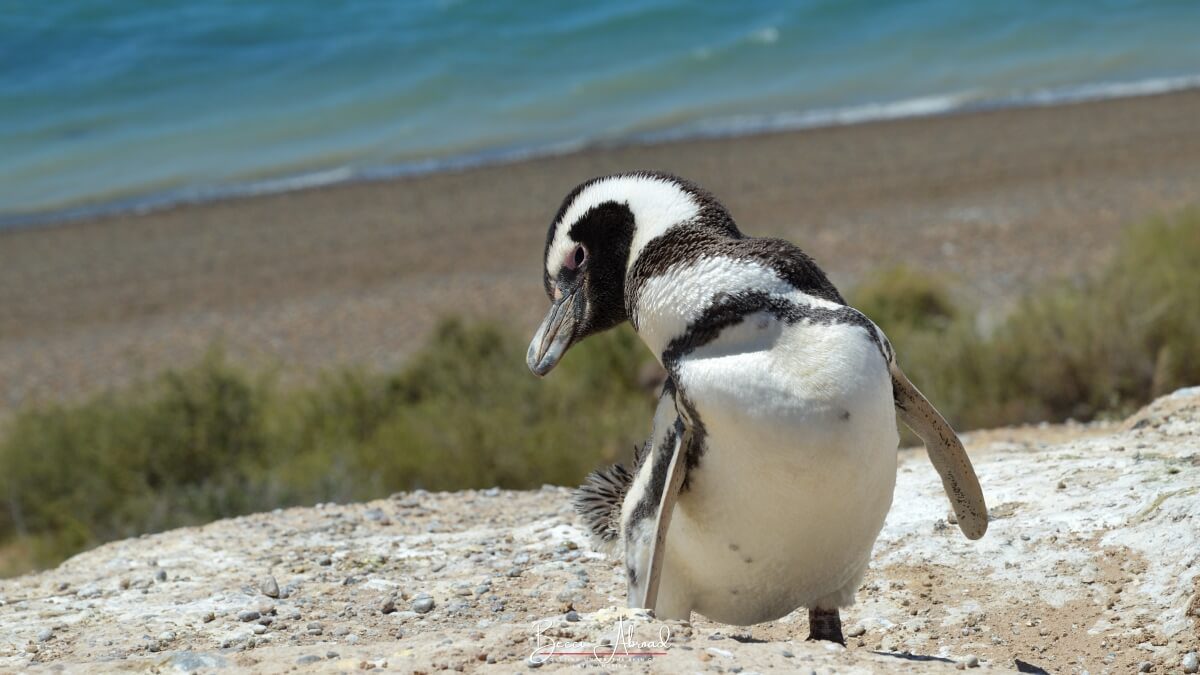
526,171,988,643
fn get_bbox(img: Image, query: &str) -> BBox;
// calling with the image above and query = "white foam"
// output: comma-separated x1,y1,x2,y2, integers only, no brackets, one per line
7,73,1198,231
636,72,1200,143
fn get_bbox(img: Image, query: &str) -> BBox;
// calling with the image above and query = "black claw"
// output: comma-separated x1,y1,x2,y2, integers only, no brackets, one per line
806,607,845,645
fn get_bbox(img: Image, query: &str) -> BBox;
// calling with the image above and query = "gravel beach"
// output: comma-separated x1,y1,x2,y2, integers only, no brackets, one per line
3,90,1200,410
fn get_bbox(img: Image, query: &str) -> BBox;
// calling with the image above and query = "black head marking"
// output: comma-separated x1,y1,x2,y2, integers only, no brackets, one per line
563,201,635,336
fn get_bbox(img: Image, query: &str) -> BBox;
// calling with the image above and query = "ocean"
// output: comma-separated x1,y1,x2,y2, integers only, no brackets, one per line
2,0,1199,226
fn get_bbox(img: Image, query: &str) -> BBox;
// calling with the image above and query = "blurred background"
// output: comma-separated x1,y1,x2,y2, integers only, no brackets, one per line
1,0,1198,575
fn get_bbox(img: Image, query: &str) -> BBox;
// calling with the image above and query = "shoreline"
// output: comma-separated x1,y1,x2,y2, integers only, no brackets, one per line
4,89,1200,410
5,77,1200,232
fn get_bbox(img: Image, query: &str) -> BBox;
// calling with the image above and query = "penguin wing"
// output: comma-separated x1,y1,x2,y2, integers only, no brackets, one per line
890,361,989,539
623,383,690,612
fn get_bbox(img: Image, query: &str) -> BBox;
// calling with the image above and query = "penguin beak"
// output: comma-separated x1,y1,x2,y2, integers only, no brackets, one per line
527,288,584,377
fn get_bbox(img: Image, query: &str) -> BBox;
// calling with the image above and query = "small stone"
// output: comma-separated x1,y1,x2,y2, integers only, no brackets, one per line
238,610,261,622
964,654,979,668
346,634,359,644
1182,652,1199,674
201,611,216,623
381,597,397,614
260,575,280,598
171,652,228,671
331,626,351,637
565,610,580,622
154,569,168,583
317,555,332,567
158,630,176,643
326,651,339,659
297,655,322,665
252,625,267,635
36,628,53,642
413,596,436,614
507,567,523,578
1138,661,1153,673
780,649,794,658
846,623,867,638
1056,480,1066,490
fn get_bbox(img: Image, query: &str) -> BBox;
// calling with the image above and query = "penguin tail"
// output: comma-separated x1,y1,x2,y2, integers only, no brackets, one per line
573,461,633,557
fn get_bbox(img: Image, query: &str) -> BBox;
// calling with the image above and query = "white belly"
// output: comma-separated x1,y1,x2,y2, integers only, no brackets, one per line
656,316,899,624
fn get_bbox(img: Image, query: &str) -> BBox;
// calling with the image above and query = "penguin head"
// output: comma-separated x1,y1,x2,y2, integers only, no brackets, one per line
526,171,734,376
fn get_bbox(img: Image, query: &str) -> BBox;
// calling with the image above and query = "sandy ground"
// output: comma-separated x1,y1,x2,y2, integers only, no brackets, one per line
3,90,1200,411
1,387,1197,674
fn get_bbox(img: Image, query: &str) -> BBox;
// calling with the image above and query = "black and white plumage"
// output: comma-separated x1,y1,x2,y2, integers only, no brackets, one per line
527,171,987,642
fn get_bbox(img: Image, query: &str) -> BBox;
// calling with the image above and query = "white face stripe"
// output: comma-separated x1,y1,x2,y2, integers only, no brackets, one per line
546,174,702,281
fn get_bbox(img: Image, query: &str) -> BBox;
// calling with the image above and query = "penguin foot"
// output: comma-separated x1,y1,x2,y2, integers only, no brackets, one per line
806,607,845,645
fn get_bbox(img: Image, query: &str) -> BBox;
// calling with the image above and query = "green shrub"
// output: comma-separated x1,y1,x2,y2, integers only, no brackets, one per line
855,208,1200,430
854,265,958,334
0,322,653,574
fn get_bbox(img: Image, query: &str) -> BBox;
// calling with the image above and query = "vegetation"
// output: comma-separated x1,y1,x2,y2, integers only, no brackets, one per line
1,209,1197,575
855,208,1200,430
0,320,655,575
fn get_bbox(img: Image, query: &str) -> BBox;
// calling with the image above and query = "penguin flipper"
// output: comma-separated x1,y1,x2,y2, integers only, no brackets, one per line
629,422,687,612
890,362,989,540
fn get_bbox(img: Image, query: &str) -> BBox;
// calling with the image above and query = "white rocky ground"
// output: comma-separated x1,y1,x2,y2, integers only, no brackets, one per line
2,389,1198,674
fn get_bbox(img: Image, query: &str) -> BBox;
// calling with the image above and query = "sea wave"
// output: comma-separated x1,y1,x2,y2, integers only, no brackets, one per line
638,73,1200,143
3,73,1198,230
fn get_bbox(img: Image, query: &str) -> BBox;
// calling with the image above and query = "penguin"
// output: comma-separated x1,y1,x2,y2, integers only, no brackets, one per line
526,171,987,643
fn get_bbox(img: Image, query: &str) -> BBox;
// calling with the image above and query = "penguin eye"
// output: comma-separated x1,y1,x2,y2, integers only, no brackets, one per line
565,244,587,271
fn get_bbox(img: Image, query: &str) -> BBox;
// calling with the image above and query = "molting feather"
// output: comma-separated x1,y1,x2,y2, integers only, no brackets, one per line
572,461,634,556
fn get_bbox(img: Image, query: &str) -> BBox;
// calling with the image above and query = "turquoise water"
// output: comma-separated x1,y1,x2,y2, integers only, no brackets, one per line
2,0,1199,225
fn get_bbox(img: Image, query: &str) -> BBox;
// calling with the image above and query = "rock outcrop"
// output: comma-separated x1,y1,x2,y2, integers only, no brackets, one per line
2,388,1198,673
